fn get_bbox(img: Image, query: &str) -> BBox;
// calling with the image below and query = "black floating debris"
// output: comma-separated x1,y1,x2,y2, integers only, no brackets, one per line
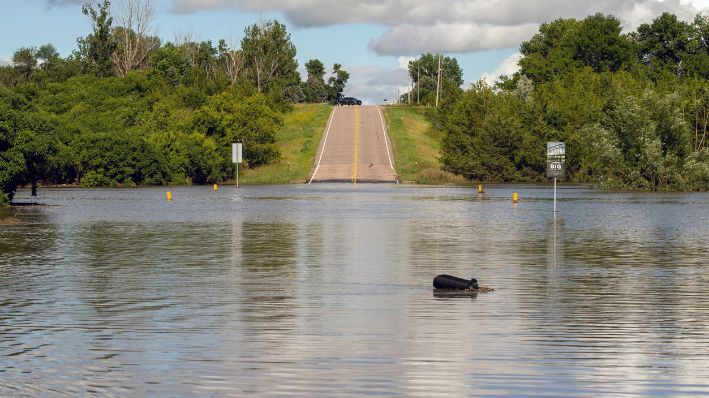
432,274,494,297
433,274,479,290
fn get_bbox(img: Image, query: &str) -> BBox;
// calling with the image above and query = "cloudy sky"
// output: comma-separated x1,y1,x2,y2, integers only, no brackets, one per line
1,0,708,103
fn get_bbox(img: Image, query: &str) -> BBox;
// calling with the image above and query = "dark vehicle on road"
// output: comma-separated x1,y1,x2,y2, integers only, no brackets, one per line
337,97,362,106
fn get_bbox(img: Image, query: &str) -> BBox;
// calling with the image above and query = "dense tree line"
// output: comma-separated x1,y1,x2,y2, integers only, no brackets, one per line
438,12,709,190
1,0,348,205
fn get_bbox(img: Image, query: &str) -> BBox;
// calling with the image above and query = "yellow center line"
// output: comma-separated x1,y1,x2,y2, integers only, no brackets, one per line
353,105,359,184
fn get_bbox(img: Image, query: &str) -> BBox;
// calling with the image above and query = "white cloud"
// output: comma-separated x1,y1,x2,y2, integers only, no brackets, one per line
0,56,11,66
45,0,84,5
369,23,539,56
169,0,703,55
481,53,523,85
397,56,414,70
342,65,409,104
685,0,709,11
170,0,699,26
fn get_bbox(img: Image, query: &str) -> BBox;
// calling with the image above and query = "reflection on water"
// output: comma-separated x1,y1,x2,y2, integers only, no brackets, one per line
1,185,709,396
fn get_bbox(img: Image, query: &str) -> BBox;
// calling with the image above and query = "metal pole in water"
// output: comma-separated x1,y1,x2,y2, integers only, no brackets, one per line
553,177,557,213
232,142,242,188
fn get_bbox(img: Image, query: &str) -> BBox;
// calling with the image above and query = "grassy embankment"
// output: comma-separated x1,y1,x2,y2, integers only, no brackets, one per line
239,103,332,184
239,103,466,185
383,106,466,185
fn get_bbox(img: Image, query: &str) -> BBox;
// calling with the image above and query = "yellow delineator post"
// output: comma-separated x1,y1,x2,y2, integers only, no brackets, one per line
478,184,484,193
213,184,218,191
513,192,518,203
166,191,172,201
353,105,359,185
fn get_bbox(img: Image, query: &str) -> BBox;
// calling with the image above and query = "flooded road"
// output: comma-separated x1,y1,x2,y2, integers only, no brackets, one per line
2,185,708,396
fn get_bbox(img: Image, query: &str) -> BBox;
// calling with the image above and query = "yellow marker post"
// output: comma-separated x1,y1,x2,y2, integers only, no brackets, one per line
166,191,172,201
478,184,484,194
213,184,218,191
513,192,518,203
353,106,359,184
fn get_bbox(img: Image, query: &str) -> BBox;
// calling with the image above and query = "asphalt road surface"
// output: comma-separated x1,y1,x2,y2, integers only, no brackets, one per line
309,106,398,183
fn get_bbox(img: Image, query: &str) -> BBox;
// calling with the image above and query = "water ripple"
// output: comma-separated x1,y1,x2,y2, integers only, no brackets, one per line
1,185,708,396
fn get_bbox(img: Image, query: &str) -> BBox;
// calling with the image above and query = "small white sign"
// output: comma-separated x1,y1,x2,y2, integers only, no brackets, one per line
547,142,565,157
546,142,565,178
232,143,242,164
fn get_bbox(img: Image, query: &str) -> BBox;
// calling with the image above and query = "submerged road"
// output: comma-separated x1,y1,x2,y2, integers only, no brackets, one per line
309,105,398,183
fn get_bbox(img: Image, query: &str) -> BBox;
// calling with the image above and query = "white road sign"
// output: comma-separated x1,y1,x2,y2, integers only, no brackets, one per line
232,143,242,164
547,142,565,157
546,142,565,178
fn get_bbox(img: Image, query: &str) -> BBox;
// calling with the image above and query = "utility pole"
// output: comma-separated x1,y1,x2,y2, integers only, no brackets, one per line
435,54,442,108
417,61,420,104
408,77,411,104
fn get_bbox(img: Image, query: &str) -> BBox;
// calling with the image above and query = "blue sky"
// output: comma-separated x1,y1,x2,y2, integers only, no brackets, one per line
1,0,708,103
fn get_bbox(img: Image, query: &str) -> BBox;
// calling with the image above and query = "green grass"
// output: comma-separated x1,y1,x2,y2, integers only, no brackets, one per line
239,103,333,184
237,104,465,185
383,106,467,185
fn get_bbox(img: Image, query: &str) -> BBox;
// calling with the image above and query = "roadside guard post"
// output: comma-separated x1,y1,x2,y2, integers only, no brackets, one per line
232,143,243,188
546,142,565,213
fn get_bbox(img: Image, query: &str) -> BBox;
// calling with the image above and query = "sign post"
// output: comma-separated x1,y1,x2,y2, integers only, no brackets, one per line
232,143,242,188
546,142,565,213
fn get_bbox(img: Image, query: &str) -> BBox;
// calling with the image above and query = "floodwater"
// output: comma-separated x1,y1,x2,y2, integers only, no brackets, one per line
1,185,708,397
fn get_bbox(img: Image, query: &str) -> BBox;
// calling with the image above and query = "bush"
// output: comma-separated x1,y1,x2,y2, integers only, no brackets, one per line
81,170,114,187
75,132,170,186
684,149,709,190
193,88,282,168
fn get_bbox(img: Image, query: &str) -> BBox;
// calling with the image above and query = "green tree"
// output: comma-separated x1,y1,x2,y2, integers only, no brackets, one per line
194,41,218,77
0,88,60,203
407,53,464,106
11,47,38,81
685,79,709,152
303,59,328,103
193,87,282,167
241,20,299,93
327,63,349,103
139,89,229,183
573,14,633,73
693,14,709,57
7,44,66,85
441,82,529,181
633,12,693,76
687,15,709,78
36,44,61,72
150,42,190,86
217,39,245,84
0,94,26,204
519,18,582,82
305,59,325,81
81,0,117,77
